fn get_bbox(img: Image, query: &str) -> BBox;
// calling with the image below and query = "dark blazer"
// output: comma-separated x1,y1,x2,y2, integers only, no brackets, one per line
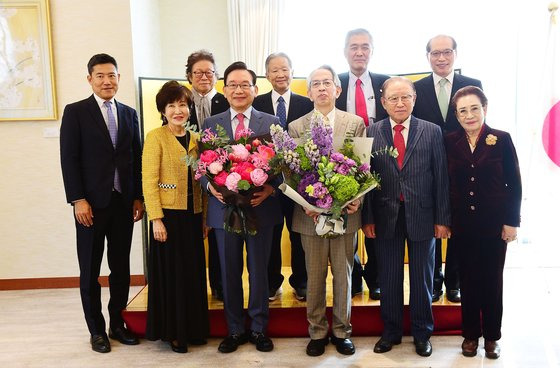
189,92,230,128
336,71,390,122
60,95,142,207
362,116,451,241
413,73,483,134
200,108,283,229
253,91,313,126
445,125,521,238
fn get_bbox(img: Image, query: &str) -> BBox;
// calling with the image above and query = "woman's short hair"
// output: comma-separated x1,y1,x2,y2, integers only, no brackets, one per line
155,81,193,123
451,86,488,112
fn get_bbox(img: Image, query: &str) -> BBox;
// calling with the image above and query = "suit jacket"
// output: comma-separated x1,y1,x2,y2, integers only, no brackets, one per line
288,109,366,235
336,71,390,123
200,108,283,229
60,95,142,208
253,91,313,127
445,125,521,238
189,92,229,128
362,116,451,241
413,73,483,134
142,126,203,221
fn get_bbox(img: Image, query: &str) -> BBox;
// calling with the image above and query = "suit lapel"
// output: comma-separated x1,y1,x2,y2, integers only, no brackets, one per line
333,110,348,136
86,95,113,148
286,92,298,123
402,117,423,169
219,111,234,140
445,73,463,121
425,74,445,122
249,109,263,136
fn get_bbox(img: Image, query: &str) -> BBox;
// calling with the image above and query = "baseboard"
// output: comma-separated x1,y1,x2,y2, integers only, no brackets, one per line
0,275,146,290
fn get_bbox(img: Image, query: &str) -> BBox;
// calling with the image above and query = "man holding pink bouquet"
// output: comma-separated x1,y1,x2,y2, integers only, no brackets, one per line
199,62,282,354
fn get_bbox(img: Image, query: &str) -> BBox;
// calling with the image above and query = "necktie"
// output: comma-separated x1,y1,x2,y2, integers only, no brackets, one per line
277,96,287,128
234,113,245,140
394,124,405,201
103,101,121,192
355,79,368,126
200,96,211,126
437,78,449,120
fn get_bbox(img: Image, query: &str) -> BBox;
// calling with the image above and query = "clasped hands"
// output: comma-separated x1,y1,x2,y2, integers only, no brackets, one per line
208,183,274,207
304,200,360,224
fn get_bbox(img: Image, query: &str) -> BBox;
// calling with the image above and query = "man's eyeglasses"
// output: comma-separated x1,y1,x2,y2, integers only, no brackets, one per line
192,70,215,79
457,105,483,117
385,95,414,105
429,49,454,58
225,83,254,90
310,79,334,89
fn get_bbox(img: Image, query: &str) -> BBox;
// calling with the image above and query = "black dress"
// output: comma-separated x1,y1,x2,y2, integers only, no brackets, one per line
146,133,209,346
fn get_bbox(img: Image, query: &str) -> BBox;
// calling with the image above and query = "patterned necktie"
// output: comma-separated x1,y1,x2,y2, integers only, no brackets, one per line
355,79,368,126
200,96,211,126
437,78,449,120
234,113,245,140
103,100,121,192
277,96,287,128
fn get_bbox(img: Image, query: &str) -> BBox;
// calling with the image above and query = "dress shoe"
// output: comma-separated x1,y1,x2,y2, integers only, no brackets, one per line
432,289,443,302
461,338,478,357
188,338,207,345
351,285,363,297
294,287,307,301
218,332,249,353
268,287,282,302
170,341,187,353
414,338,432,357
446,289,461,303
109,326,139,345
484,340,500,359
373,337,401,353
331,336,355,355
249,331,274,352
90,334,111,353
306,337,329,356
369,287,381,300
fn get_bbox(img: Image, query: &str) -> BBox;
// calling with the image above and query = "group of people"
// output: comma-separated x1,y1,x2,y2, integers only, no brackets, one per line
59,28,522,361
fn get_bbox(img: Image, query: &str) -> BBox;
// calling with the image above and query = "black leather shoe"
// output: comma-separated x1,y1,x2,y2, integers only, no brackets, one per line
249,331,274,352
432,289,443,302
331,336,355,355
373,337,401,353
414,338,433,357
369,287,381,300
351,285,363,297
306,337,329,356
109,326,139,345
294,287,307,301
90,334,111,353
446,289,461,303
268,287,281,301
218,332,249,353
170,341,187,353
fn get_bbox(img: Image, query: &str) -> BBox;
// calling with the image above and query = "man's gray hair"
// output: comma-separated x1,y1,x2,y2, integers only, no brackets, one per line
344,28,373,49
264,52,293,72
307,65,342,89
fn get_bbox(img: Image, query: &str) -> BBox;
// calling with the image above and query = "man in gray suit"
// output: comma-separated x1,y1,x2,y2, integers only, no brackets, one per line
201,62,282,354
289,65,365,357
362,77,451,357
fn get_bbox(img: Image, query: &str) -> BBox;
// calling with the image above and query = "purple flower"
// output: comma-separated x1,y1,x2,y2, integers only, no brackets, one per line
359,163,370,172
316,194,333,209
297,171,319,205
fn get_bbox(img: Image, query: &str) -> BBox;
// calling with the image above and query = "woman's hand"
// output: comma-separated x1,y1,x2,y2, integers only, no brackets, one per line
152,219,167,243
502,225,517,243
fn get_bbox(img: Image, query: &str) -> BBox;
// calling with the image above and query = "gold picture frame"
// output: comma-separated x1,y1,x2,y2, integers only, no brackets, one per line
0,0,57,121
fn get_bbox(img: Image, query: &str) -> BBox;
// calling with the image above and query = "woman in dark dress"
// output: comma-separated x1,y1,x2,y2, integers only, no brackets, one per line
445,86,521,359
142,81,209,353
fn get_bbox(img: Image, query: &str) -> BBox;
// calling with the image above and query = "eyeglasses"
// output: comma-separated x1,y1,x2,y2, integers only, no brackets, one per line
192,70,215,79
457,105,483,117
225,83,254,90
385,94,414,105
429,49,454,58
310,79,334,89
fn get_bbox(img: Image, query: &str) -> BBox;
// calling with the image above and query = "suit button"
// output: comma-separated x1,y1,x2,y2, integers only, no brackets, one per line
470,205,475,210
469,191,474,196
470,177,475,181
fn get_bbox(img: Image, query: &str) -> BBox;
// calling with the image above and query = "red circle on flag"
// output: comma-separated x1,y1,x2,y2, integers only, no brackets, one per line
543,100,560,167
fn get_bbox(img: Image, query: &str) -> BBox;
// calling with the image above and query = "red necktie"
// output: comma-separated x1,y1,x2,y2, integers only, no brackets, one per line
234,113,245,140
355,79,368,126
394,124,406,168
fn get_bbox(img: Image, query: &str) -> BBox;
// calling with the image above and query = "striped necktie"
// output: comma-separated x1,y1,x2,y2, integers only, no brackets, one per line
103,100,121,192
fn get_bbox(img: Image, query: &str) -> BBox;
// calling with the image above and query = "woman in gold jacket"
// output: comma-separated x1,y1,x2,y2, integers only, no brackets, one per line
143,81,208,353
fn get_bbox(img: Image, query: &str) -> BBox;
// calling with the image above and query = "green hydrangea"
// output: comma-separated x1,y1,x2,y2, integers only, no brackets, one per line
295,146,312,171
329,174,359,203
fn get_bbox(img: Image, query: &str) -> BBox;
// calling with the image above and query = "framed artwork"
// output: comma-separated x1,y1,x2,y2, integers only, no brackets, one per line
0,0,57,121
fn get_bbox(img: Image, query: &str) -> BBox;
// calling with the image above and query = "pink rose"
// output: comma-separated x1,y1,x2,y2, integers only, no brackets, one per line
225,172,242,192
207,161,223,175
200,150,219,164
230,144,250,162
250,168,268,186
214,171,228,186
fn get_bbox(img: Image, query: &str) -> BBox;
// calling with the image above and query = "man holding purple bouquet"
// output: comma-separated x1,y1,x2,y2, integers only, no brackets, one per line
288,65,365,357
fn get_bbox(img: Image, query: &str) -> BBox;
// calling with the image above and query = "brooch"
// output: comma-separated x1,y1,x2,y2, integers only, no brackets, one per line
485,134,498,145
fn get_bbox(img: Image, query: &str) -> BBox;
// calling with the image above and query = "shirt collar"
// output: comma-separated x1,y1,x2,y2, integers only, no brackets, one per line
271,89,291,104
349,71,371,86
389,115,411,131
230,106,253,121
196,88,217,100
93,93,115,108
433,71,455,87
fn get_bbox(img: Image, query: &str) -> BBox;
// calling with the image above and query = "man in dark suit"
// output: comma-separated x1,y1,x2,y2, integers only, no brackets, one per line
185,50,230,301
253,52,313,302
201,62,282,354
413,34,483,303
362,77,451,357
335,28,390,300
60,54,144,353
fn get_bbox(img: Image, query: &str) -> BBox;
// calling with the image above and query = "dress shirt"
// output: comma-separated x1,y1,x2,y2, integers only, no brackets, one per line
271,89,291,117
230,106,253,133
347,71,376,123
433,72,455,104
389,116,412,146
314,108,336,131
93,93,118,128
